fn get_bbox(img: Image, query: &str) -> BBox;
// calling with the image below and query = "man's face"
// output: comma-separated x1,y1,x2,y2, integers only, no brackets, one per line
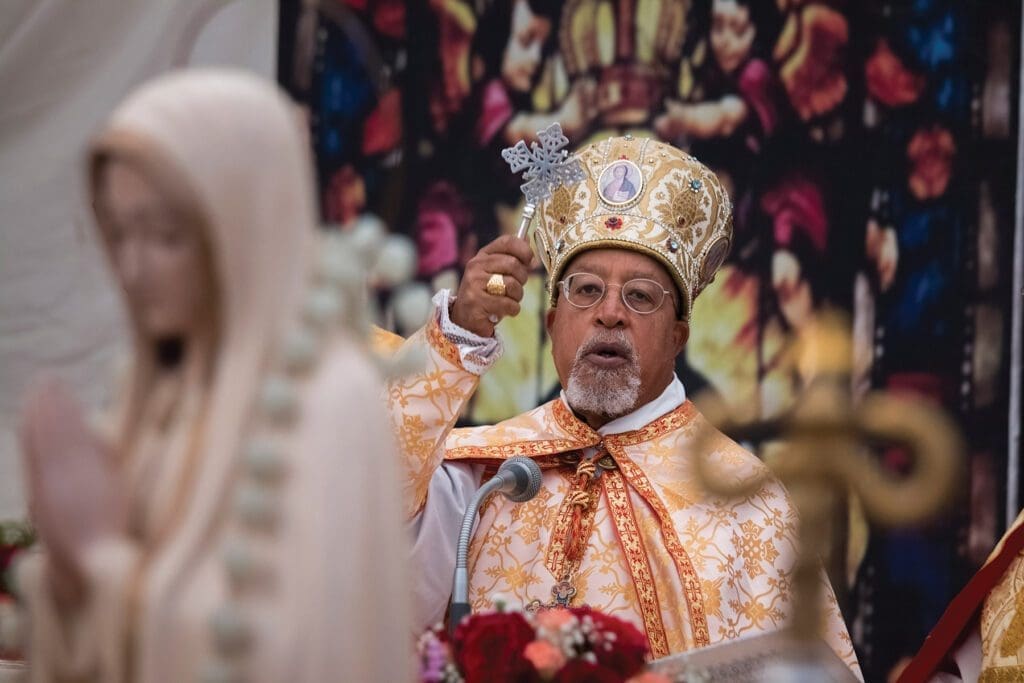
546,248,690,426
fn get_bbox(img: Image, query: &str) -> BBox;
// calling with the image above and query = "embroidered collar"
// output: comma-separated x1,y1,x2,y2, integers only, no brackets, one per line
558,375,686,436
445,397,698,463
551,391,697,449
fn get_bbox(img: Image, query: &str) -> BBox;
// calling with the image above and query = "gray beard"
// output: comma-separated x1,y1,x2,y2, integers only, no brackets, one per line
563,333,641,419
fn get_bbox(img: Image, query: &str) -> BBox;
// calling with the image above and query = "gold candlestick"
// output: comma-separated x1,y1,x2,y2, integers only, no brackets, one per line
692,309,963,643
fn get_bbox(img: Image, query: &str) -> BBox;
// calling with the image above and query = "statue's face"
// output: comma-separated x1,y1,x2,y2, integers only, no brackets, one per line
95,160,212,341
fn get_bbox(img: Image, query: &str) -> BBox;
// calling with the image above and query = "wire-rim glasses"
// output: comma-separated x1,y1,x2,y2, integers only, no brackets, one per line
557,272,674,315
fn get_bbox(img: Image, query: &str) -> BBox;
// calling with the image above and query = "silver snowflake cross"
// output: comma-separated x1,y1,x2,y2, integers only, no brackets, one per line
501,122,586,206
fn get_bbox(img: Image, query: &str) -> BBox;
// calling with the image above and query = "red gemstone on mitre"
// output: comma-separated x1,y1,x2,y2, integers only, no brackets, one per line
605,216,623,230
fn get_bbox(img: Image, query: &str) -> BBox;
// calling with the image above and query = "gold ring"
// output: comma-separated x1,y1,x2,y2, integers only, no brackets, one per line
485,273,507,297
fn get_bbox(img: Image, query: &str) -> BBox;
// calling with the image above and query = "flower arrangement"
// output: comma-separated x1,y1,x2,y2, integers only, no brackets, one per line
0,519,33,661
418,600,672,683
0,520,33,600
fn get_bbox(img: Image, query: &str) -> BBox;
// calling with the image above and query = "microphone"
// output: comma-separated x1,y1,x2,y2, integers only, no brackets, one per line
448,456,543,633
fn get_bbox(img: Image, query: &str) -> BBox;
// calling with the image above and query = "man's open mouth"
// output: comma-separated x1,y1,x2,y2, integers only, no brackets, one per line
582,341,633,369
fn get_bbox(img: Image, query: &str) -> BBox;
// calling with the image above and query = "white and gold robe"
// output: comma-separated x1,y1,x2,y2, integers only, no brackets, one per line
392,313,861,675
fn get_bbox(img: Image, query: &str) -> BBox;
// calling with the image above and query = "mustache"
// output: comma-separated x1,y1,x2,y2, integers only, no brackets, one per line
574,330,637,364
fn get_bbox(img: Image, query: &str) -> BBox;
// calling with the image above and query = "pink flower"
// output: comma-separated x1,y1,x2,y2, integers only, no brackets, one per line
524,640,566,678
626,673,672,683
535,608,576,631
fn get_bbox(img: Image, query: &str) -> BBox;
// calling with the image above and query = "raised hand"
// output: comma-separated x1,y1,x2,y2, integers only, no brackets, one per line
451,235,534,337
19,376,127,605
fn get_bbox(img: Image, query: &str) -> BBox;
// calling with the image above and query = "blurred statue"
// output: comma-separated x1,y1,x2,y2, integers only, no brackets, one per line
15,70,410,682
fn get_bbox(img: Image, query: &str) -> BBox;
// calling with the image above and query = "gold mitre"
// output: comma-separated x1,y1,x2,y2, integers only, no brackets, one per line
534,135,733,319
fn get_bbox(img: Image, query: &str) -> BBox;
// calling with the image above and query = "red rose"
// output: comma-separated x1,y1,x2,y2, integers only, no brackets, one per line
554,659,622,683
866,39,925,107
573,607,650,678
453,612,540,683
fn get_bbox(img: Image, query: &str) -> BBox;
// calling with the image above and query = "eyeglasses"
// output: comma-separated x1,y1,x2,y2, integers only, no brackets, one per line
557,272,675,315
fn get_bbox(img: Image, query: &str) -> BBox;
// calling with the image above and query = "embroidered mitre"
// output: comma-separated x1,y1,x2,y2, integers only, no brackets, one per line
533,135,733,319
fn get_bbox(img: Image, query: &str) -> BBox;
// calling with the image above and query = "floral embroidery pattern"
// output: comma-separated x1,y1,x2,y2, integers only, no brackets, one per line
655,175,707,243
545,185,584,226
510,486,556,545
732,519,782,580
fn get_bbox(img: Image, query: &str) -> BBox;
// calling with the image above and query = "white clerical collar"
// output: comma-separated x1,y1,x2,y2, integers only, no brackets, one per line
559,375,687,436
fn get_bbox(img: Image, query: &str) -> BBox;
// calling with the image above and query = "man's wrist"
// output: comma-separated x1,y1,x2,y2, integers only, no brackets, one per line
432,290,503,376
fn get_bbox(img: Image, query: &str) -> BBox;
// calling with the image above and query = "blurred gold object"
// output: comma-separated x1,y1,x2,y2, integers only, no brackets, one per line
692,309,962,642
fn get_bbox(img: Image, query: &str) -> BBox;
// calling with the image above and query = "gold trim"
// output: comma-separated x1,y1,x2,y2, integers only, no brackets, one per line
552,399,603,443
444,401,696,462
445,439,590,461
425,316,464,369
609,442,711,648
605,401,697,447
544,473,600,583
603,469,670,658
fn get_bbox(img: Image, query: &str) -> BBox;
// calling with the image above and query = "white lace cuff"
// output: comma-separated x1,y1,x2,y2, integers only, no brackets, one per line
432,289,503,376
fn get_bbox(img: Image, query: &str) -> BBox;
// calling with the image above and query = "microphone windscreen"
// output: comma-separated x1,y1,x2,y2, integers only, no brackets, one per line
497,456,543,502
